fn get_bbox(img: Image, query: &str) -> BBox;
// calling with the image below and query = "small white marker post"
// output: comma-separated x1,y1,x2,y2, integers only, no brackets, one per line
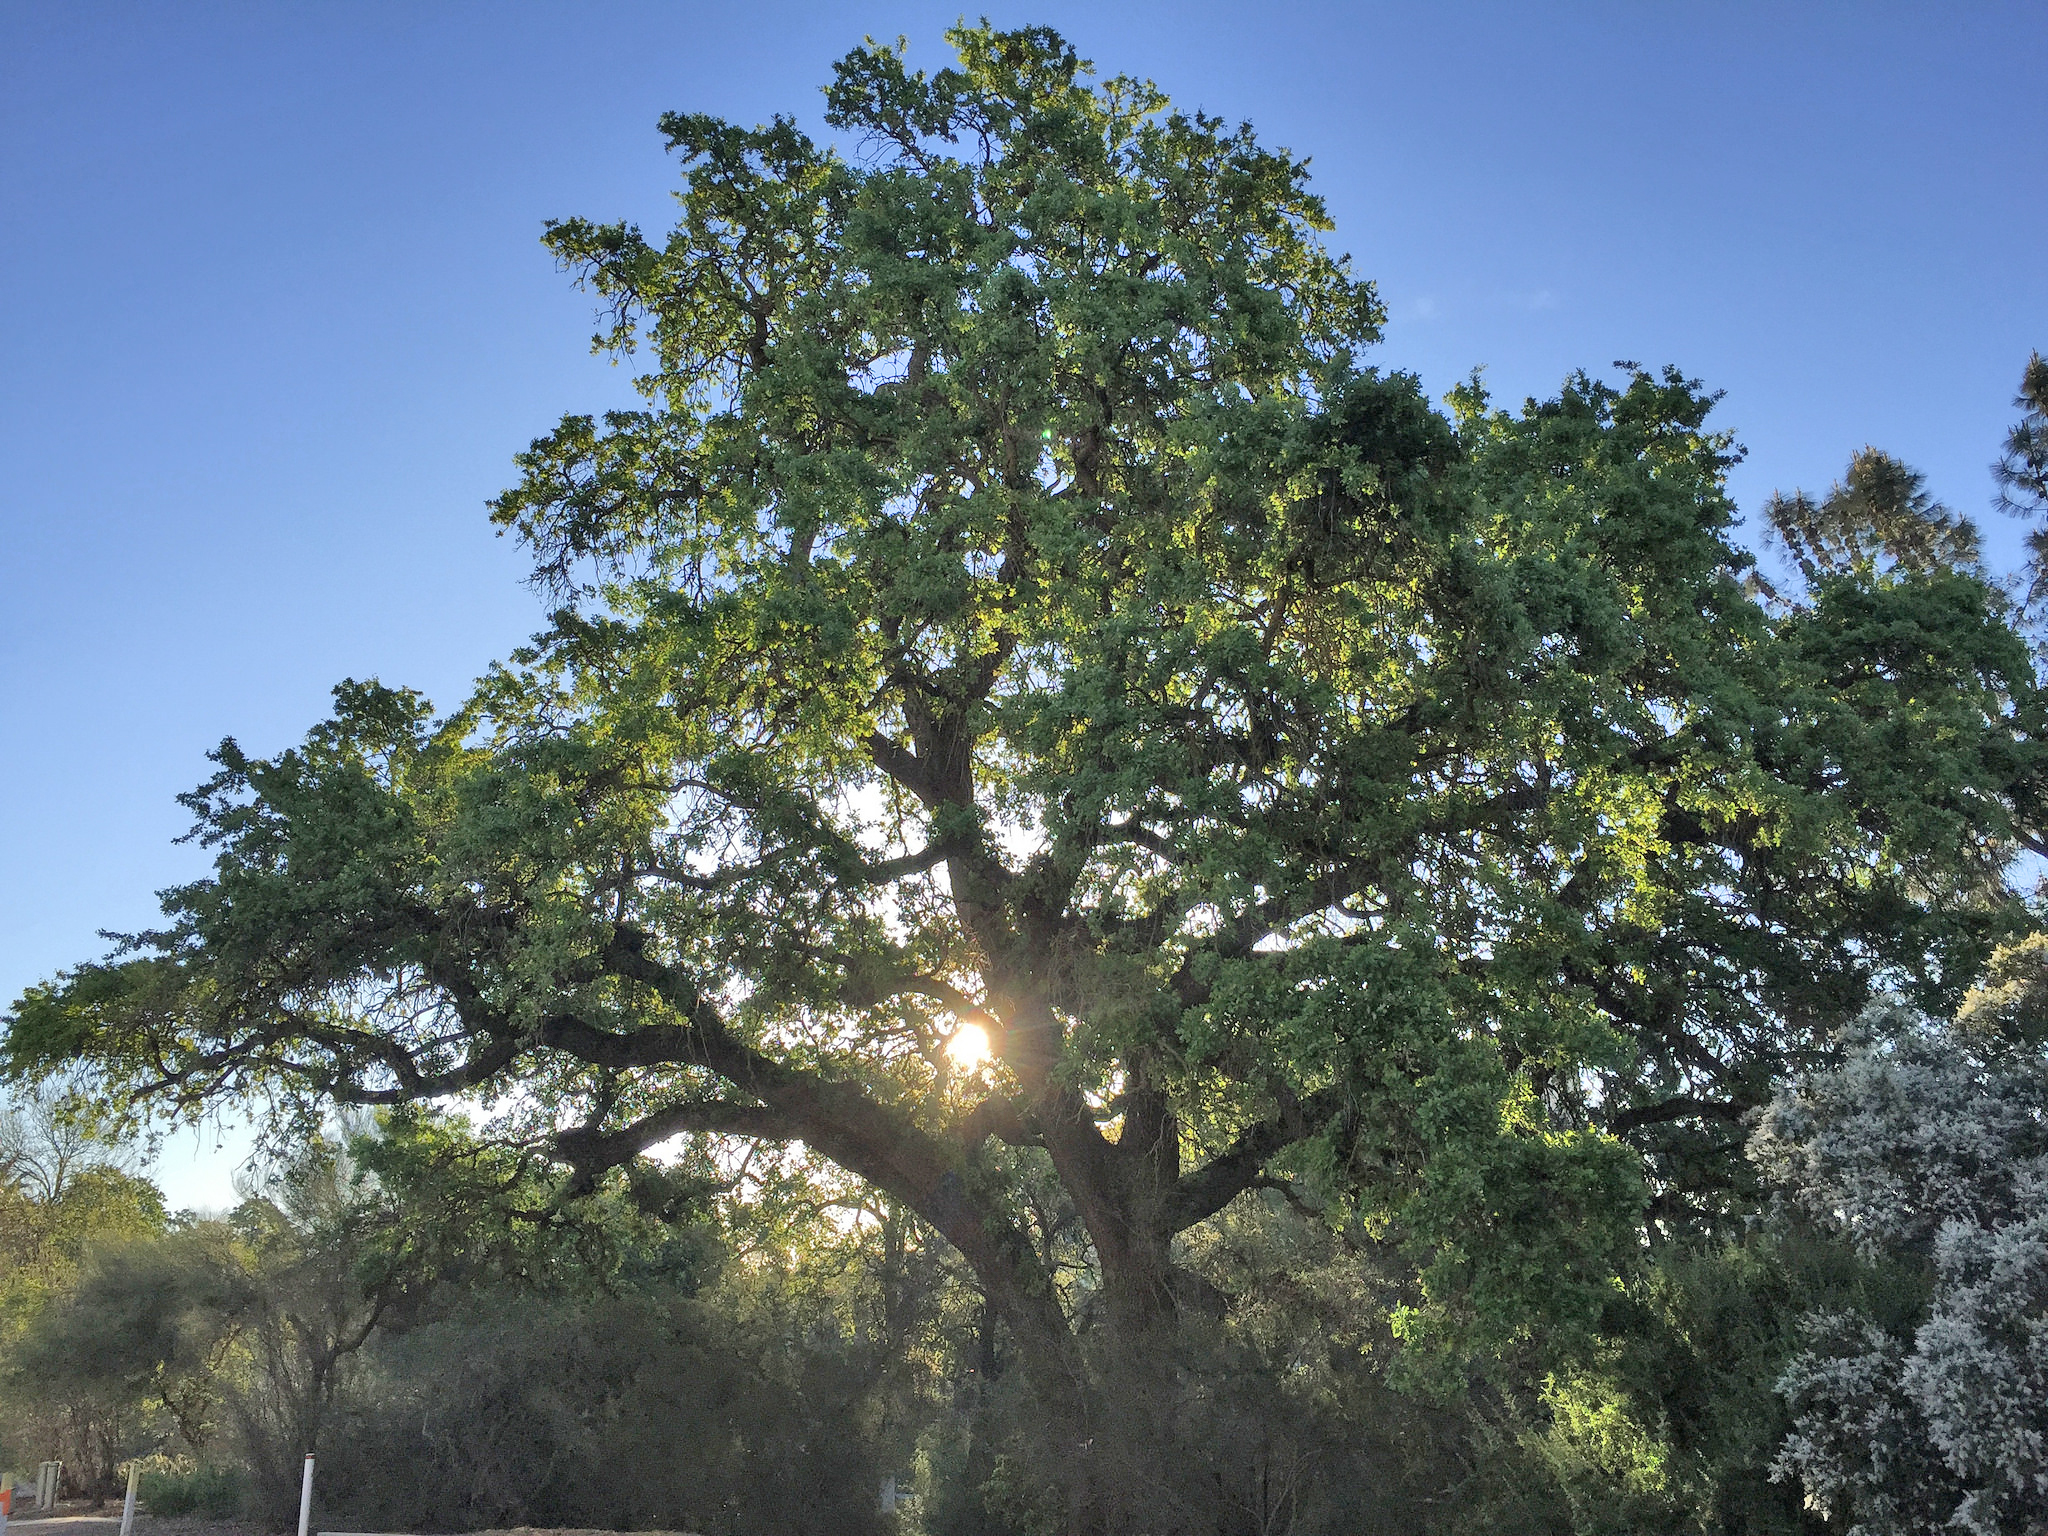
118,1462,140,1536
296,1455,315,1536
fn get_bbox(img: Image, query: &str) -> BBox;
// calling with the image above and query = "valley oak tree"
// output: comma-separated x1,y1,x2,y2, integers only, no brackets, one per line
12,25,2048,1513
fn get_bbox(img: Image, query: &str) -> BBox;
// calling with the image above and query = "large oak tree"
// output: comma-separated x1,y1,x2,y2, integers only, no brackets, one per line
12,25,2047,1522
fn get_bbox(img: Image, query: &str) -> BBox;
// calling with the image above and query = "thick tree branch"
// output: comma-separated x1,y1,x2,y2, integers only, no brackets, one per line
952,1092,1036,1150
540,927,1084,1386
1167,1090,1343,1232
1605,1095,1747,1134
554,1099,791,1191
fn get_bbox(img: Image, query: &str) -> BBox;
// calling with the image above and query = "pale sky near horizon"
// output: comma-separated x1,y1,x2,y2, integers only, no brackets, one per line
3,1,2044,1211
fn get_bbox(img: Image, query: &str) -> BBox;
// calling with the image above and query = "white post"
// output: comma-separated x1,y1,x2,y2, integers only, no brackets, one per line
296,1454,315,1536
118,1462,140,1536
3,1470,13,1536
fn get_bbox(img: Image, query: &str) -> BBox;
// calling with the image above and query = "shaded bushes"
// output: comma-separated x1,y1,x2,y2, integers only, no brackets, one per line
912,1191,1477,1536
917,1326,1462,1536
138,1463,247,1517
318,1288,886,1536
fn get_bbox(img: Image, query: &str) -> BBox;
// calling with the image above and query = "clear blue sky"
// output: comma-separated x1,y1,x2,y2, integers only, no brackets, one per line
4,1,2043,1207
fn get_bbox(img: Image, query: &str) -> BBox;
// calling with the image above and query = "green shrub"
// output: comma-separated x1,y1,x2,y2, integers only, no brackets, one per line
139,1464,246,1517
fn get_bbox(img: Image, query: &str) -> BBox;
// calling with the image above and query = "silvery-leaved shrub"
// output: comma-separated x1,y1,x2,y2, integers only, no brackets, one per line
1751,1002,2048,1535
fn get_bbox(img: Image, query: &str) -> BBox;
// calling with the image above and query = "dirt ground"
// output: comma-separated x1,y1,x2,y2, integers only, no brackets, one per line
7,1514,255,1536
7,1513,260,1536
6,1512,703,1536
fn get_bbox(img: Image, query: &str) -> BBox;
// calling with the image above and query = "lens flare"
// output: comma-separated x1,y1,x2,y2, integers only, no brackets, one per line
946,1021,993,1069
